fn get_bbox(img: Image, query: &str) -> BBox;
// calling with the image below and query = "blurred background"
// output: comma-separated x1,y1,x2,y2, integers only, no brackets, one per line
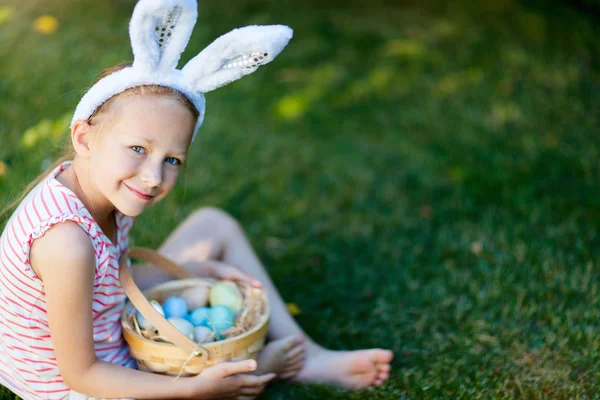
0,0,599,398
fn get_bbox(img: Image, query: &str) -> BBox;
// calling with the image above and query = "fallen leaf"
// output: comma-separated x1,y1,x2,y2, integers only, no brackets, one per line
470,241,483,256
276,95,307,119
384,39,426,58
286,303,301,316
418,205,433,218
521,353,535,363
33,15,59,35
0,7,14,25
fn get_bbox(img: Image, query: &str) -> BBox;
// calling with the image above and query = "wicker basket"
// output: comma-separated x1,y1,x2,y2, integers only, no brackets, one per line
119,248,270,376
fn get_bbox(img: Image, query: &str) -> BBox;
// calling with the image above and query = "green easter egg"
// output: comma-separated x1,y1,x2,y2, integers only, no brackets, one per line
209,281,243,313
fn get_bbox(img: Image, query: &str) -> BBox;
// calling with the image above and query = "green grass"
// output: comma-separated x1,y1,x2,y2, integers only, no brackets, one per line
1,0,599,398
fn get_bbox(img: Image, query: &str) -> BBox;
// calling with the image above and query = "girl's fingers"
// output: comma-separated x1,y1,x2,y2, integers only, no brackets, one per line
232,270,262,287
286,346,305,360
258,372,276,384
239,384,266,396
207,260,262,287
220,360,257,377
238,372,275,387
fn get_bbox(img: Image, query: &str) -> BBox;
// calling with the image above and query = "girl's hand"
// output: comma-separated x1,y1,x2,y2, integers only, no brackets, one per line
212,262,262,288
187,359,274,399
195,259,262,288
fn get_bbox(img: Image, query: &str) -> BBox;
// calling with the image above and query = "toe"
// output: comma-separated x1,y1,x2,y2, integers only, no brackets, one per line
375,349,394,363
282,365,303,376
377,364,391,373
377,371,389,381
288,354,305,366
280,362,303,379
283,360,304,373
293,356,305,365
280,370,300,380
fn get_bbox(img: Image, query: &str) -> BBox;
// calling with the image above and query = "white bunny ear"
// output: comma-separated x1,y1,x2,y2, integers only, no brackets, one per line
130,0,198,73
181,25,293,93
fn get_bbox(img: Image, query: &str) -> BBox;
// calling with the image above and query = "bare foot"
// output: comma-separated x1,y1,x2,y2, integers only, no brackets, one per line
253,334,306,379
292,346,393,391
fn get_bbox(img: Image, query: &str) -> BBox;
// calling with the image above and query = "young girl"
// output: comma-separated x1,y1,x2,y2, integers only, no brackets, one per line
0,0,393,399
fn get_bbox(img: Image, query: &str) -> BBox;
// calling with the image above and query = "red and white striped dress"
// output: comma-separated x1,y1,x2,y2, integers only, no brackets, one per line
0,161,136,399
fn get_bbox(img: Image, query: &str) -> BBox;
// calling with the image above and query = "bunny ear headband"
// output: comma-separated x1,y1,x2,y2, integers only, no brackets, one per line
70,0,293,141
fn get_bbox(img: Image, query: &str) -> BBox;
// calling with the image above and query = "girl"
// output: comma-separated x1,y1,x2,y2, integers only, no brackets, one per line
0,0,393,399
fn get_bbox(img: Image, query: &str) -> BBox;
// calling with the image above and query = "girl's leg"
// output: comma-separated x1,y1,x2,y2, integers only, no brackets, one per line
157,207,393,390
155,208,309,343
154,208,305,379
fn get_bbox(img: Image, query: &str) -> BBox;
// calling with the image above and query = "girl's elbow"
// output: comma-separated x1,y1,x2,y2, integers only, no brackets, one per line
61,361,97,394
62,374,83,393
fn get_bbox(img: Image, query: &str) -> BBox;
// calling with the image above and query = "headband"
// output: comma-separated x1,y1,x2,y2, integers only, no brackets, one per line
70,0,293,141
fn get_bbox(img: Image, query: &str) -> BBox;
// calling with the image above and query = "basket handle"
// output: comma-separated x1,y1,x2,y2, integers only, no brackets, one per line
119,248,208,360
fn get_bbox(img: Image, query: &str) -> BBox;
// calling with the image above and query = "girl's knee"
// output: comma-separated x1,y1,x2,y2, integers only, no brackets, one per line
190,207,242,237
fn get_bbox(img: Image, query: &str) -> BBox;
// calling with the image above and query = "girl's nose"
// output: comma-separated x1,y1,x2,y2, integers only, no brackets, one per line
141,161,162,188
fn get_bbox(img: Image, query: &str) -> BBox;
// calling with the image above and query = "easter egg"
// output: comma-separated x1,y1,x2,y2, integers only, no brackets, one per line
193,326,214,343
136,300,165,330
208,305,235,339
162,296,188,319
188,307,211,327
180,286,209,310
167,317,195,340
209,281,243,313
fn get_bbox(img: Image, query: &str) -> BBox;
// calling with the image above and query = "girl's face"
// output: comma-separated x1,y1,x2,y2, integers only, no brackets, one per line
87,94,196,217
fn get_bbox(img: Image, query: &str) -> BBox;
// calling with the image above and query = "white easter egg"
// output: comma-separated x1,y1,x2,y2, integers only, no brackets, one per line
167,317,195,340
193,326,214,343
136,300,165,330
181,286,210,310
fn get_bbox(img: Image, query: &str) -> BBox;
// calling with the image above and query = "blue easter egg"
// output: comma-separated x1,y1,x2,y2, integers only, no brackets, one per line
189,307,211,327
209,305,235,339
162,296,188,319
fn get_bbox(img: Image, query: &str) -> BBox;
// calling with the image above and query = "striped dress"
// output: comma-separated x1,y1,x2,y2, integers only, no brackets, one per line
0,161,136,399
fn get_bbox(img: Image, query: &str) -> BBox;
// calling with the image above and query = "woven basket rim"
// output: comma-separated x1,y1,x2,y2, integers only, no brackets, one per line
120,277,270,349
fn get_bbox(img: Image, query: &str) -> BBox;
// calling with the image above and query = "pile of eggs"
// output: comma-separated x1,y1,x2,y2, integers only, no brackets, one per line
136,281,244,344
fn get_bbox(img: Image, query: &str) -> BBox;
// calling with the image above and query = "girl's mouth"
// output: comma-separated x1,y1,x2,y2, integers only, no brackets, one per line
124,183,154,201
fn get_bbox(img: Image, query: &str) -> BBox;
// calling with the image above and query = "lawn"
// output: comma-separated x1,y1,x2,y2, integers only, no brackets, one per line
0,0,599,398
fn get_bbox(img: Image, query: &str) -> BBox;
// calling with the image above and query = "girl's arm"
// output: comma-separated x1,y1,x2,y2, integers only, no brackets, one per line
30,222,193,399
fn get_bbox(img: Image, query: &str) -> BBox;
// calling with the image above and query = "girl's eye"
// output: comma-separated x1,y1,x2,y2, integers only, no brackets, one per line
165,157,181,166
130,146,146,154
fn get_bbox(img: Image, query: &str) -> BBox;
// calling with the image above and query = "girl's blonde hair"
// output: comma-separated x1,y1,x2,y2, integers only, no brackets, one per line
0,61,199,220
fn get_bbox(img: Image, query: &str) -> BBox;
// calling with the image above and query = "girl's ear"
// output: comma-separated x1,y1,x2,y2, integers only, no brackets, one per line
71,120,94,159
